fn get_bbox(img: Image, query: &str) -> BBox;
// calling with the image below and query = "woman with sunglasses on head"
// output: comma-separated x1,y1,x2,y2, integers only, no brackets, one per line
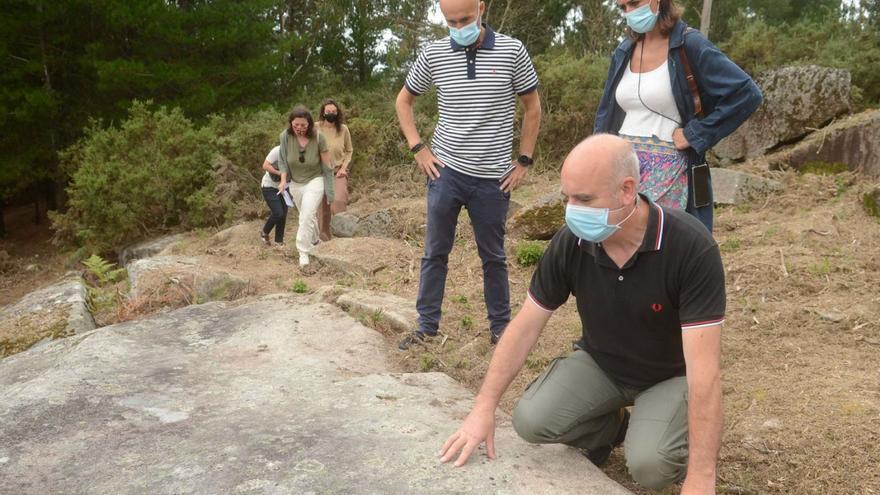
594,0,762,232
316,98,353,241
277,105,334,267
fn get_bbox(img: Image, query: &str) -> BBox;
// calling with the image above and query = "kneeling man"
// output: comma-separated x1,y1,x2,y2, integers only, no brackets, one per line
440,134,725,494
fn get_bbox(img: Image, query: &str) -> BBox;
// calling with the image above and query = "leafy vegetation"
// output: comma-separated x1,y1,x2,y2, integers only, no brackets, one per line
516,241,546,266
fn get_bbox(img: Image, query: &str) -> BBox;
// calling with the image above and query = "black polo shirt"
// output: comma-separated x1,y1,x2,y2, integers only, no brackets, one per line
528,196,726,389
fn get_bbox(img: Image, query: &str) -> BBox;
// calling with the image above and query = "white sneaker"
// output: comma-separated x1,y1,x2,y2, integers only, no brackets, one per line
299,253,310,267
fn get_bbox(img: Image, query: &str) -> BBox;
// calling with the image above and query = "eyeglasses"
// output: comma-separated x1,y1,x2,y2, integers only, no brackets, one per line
298,149,305,163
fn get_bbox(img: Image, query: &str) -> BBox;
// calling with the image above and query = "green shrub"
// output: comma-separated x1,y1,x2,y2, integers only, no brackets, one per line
720,14,880,107
516,241,545,266
863,188,880,220
82,254,126,285
53,101,216,253
799,161,850,175
291,280,308,293
531,52,610,166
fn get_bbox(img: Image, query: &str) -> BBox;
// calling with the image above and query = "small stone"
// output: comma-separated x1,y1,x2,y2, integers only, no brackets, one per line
819,311,846,323
761,418,782,430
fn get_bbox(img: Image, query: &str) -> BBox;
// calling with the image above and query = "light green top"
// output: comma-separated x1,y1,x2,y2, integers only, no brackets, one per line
280,132,328,184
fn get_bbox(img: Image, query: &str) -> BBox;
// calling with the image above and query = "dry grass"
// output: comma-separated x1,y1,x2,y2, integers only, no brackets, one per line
335,167,880,495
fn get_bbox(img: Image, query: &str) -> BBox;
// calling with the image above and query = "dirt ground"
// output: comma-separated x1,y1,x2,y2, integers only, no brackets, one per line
1,164,878,494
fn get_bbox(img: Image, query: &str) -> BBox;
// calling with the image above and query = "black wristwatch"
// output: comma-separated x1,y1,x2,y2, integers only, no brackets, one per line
410,142,425,154
517,154,534,167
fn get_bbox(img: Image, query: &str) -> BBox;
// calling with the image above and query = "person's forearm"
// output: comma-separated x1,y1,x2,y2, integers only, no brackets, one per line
518,99,542,157
473,309,544,412
396,90,422,148
686,372,723,484
262,161,282,175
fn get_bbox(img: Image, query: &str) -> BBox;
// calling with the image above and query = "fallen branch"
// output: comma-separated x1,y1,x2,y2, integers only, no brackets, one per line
778,248,789,277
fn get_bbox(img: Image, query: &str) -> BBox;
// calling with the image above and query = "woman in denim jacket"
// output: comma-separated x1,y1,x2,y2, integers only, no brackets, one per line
594,0,762,232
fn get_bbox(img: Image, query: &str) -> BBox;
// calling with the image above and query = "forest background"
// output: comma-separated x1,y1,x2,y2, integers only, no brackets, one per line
1,0,879,254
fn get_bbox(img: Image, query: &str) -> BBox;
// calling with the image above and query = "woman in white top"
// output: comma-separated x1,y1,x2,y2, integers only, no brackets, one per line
594,0,762,231
259,146,288,246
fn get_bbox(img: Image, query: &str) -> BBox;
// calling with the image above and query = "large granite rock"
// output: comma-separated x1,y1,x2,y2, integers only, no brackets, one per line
358,209,395,237
330,288,419,334
311,237,418,276
782,109,880,177
0,296,630,495
714,66,851,161
329,209,397,239
711,168,783,205
330,212,360,238
0,275,95,358
127,256,200,299
118,233,184,266
210,221,264,247
510,191,565,241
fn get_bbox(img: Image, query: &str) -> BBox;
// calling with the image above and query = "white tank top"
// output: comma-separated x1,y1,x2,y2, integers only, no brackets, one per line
615,61,682,143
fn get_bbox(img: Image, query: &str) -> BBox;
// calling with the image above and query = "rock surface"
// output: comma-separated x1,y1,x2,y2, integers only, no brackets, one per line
195,272,251,303
330,212,360,238
127,256,200,298
510,191,565,241
331,288,419,334
711,168,783,205
782,109,880,177
357,209,395,237
119,234,185,267
0,275,95,357
0,296,631,495
311,237,418,276
714,66,851,161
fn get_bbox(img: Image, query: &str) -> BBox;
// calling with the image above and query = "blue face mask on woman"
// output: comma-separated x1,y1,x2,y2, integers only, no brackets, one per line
625,1,659,34
449,18,481,46
565,198,638,243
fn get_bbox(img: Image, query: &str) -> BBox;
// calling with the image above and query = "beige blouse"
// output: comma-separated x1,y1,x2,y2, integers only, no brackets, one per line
318,123,353,170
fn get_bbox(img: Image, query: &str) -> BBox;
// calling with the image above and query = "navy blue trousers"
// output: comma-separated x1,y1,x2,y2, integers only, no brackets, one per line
416,167,511,336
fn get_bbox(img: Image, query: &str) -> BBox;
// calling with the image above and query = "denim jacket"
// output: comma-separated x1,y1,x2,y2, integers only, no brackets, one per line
593,20,763,230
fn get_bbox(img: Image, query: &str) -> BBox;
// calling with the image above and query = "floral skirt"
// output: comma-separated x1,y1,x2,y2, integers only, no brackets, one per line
621,134,689,210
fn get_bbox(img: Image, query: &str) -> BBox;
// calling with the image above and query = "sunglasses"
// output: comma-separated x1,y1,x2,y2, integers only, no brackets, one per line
298,149,305,163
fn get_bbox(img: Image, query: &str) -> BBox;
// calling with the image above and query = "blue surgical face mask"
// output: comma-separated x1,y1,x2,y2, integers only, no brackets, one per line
625,1,659,34
565,198,638,243
449,18,481,46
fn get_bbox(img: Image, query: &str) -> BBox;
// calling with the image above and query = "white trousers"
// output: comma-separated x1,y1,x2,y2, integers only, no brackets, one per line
288,176,324,255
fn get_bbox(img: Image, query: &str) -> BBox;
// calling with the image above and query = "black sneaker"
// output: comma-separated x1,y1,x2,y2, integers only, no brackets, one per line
490,330,504,345
582,408,630,467
260,231,270,245
398,331,431,350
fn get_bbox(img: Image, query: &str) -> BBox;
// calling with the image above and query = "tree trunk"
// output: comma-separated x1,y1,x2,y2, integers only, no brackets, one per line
33,194,42,225
700,0,713,38
0,202,6,238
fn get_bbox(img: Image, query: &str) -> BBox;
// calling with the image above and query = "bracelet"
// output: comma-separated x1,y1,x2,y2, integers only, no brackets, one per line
410,142,425,154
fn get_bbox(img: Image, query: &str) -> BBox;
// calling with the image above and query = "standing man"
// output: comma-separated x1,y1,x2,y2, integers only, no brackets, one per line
395,0,542,349
440,135,726,494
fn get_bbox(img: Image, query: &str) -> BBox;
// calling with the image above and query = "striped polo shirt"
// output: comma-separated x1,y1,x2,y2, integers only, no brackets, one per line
404,25,539,179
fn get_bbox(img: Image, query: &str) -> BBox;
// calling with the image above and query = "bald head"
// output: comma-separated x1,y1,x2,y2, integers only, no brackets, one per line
560,134,640,209
563,134,639,191
439,0,483,27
